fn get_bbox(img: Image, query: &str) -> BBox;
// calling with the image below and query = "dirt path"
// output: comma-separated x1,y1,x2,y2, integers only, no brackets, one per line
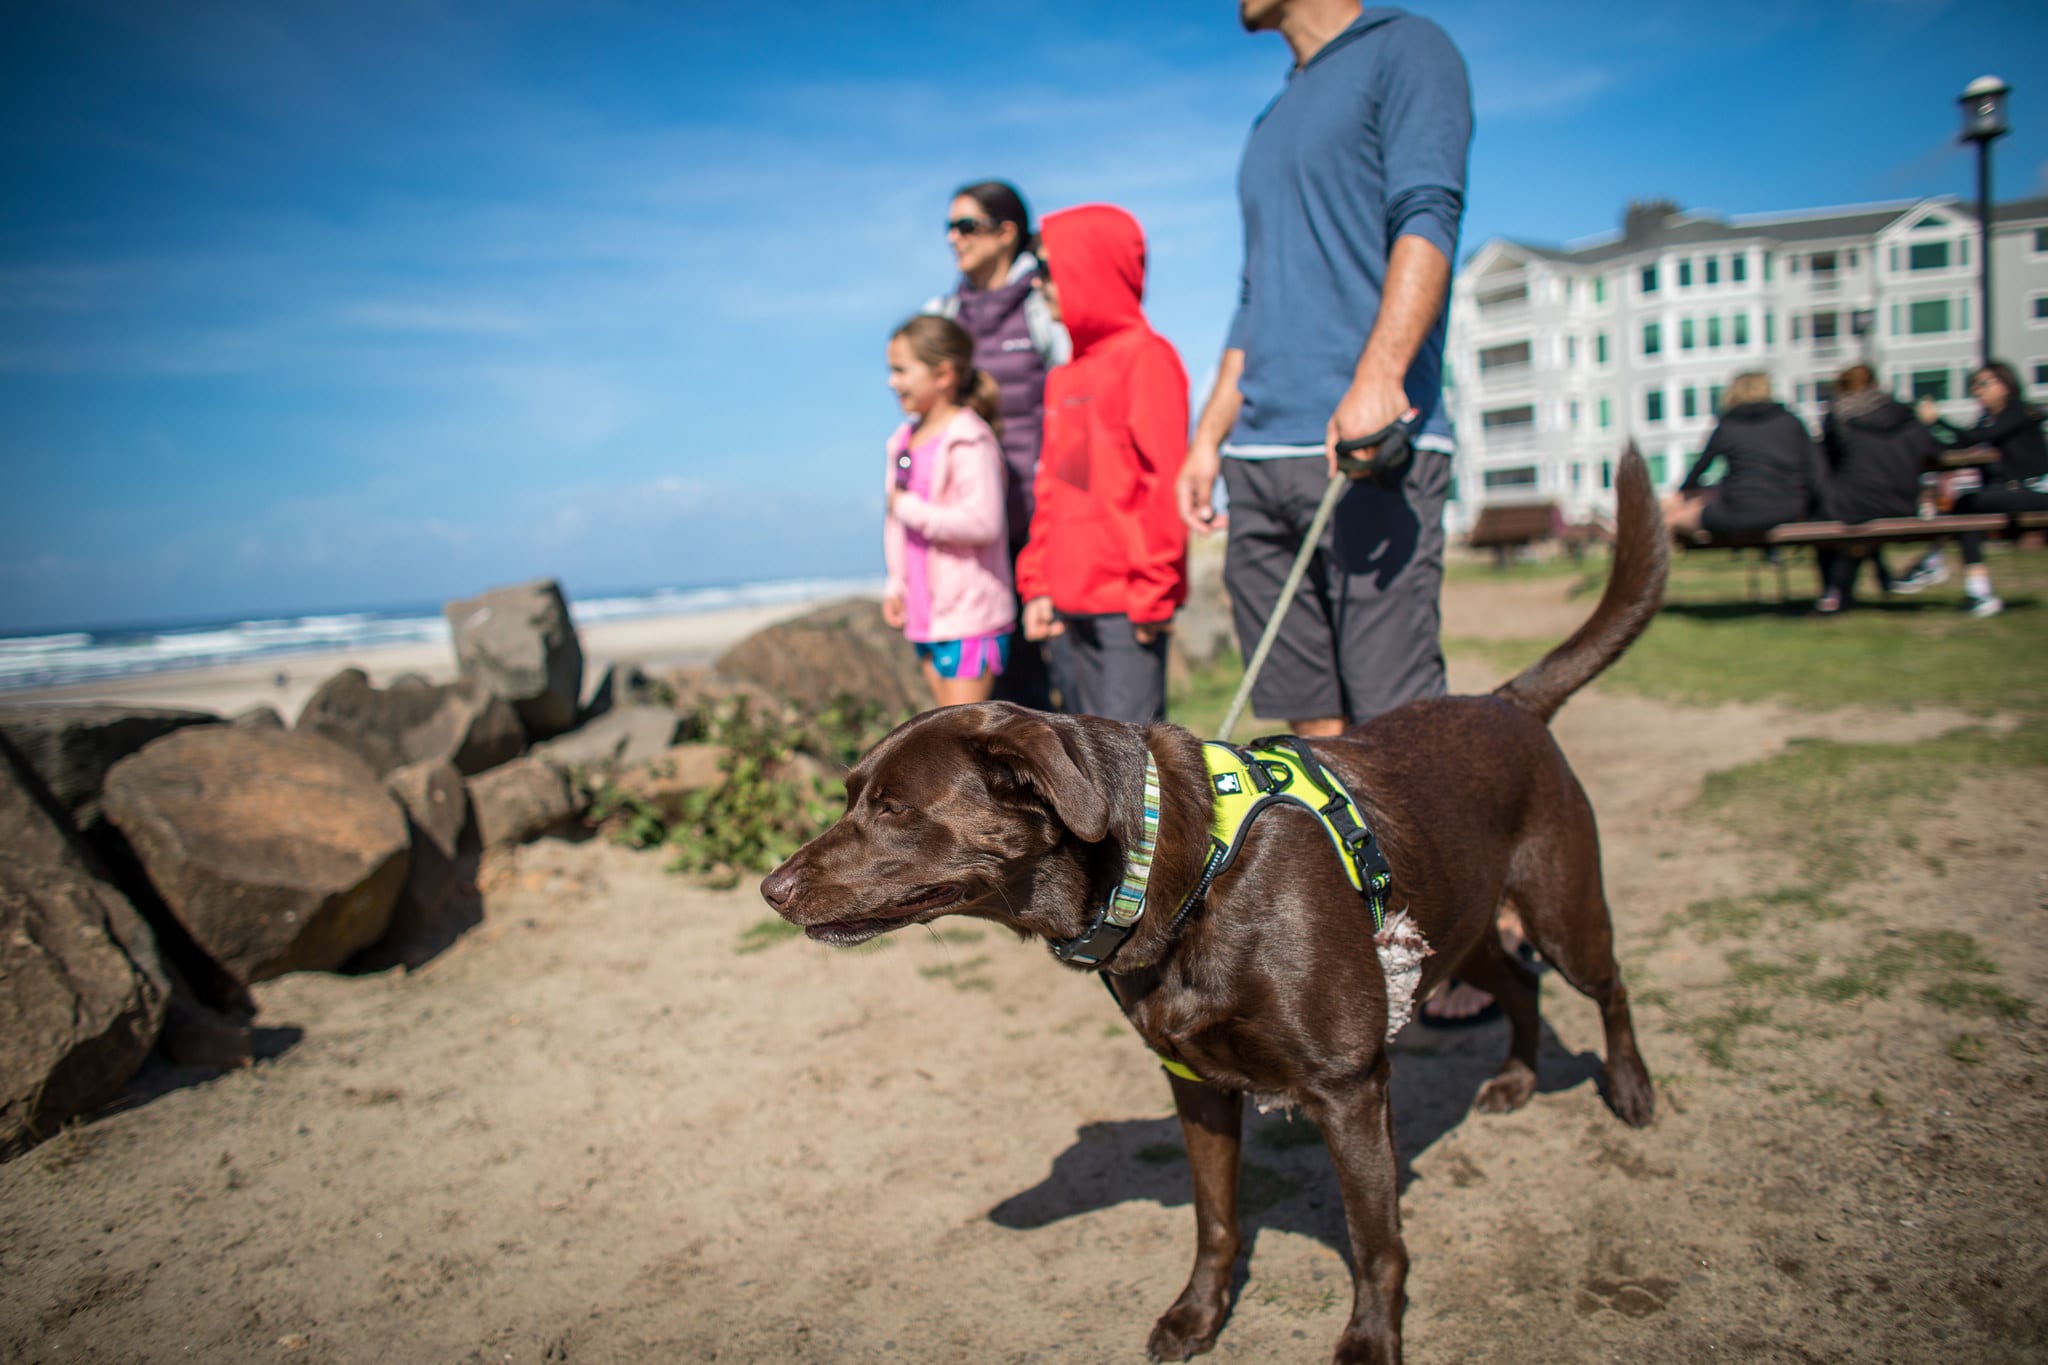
5,637,2046,1362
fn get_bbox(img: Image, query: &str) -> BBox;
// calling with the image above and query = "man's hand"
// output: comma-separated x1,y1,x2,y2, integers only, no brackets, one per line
882,595,906,629
1132,616,1172,646
1325,373,1413,480
1022,596,1064,641
1178,442,1228,533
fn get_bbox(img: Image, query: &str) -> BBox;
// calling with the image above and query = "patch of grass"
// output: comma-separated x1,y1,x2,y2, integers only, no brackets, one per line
1679,1002,1774,1071
1912,929,1998,975
1923,980,2031,1020
917,955,995,991
1724,949,1817,992
927,926,986,946
1659,886,1853,944
735,917,802,954
1947,1033,1989,1065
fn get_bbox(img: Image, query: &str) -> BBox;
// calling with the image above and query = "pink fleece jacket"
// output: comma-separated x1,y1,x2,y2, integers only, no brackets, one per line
883,408,1015,643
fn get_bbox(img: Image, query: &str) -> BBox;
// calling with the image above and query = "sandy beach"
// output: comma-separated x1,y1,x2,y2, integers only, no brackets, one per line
4,599,844,723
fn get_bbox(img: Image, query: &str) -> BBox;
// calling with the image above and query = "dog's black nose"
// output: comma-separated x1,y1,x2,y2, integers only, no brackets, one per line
760,864,798,910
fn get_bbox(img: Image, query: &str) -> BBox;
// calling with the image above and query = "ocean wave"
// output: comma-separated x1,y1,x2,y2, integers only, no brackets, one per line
0,577,878,694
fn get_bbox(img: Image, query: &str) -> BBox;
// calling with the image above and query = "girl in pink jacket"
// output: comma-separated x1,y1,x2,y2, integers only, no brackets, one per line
882,315,1016,707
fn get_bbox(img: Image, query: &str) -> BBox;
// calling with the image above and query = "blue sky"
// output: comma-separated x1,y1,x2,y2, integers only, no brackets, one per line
4,0,2045,632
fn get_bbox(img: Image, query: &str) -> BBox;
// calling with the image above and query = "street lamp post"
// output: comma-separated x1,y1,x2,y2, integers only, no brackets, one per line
1957,76,2010,364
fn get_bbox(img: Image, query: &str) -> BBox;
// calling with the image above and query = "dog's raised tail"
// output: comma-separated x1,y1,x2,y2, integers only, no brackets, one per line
1494,444,1668,723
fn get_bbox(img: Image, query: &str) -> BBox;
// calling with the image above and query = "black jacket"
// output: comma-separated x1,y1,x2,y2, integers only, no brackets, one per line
1822,390,1938,522
1930,402,2048,485
1682,402,1825,521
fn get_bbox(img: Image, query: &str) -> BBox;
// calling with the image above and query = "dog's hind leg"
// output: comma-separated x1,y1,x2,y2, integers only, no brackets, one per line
1458,924,1543,1114
1148,1074,1244,1362
1518,870,1656,1128
1313,1056,1407,1365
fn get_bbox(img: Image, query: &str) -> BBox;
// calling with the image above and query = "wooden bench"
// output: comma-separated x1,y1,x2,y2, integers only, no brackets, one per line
1683,510,2048,600
1467,501,1562,567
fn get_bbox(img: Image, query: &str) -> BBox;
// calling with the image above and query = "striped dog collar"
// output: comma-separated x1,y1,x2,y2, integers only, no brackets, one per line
1051,751,1161,968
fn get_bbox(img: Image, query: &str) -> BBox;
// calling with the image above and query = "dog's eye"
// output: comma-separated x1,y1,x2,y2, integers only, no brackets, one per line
873,796,908,819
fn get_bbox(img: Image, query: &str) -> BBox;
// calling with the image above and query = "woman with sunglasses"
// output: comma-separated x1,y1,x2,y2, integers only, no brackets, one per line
924,180,1069,709
1911,360,2048,617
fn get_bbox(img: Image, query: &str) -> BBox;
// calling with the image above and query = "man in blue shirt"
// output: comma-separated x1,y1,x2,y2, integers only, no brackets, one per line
1178,1,1472,737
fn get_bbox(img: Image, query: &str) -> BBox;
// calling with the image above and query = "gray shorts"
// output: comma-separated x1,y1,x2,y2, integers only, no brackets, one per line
1221,449,1450,724
1047,613,1168,725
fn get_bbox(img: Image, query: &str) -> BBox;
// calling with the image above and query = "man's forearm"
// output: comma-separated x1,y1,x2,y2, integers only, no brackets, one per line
1193,348,1246,449
1353,235,1450,387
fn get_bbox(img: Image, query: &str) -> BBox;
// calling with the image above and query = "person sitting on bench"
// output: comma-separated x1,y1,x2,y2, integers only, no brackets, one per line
1663,371,1826,539
1813,363,1941,613
1909,360,2048,619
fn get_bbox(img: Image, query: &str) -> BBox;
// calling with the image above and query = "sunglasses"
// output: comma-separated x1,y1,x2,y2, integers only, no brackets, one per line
945,216,1001,237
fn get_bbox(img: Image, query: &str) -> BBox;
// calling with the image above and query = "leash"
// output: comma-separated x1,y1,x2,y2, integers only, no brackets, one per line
1215,409,1423,742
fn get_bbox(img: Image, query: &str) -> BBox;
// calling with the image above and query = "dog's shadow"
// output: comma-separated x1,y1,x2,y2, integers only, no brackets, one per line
989,1018,1605,1263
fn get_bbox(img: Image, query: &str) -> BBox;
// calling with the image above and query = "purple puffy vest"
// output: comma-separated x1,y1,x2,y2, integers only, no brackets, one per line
951,275,1048,556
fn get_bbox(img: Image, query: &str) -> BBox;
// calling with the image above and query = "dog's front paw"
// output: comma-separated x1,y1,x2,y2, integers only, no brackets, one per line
1148,1301,1225,1361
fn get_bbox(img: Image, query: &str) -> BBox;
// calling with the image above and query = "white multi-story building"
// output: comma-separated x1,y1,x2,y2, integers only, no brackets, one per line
1443,194,2048,532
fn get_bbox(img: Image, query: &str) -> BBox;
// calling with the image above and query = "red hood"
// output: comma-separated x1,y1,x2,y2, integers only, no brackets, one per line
1041,204,1147,356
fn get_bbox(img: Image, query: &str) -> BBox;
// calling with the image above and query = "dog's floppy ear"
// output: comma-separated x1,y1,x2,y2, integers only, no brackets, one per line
977,707,1111,843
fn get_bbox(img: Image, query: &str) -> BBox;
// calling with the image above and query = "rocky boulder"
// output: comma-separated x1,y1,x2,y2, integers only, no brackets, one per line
101,727,411,985
295,668,524,777
607,742,733,825
531,704,687,774
582,659,665,720
714,598,926,720
362,758,479,969
1,735,169,1156
468,755,581,849
0,702,221,835
445,580,584,739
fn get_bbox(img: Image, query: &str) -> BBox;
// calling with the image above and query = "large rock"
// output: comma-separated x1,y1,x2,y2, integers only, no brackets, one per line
1,735,169,1156
714,598,926,719
608,742,733,825
362,758,480,969
101,728,411,985
467,756,581,849
295,668,524,777
0,702,221,833
530,704,687,773
445,580,584,739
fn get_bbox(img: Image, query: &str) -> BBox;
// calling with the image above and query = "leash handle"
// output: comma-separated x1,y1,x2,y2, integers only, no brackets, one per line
1333,408,1422,483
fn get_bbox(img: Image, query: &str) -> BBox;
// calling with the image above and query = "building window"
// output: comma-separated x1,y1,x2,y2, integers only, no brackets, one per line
1911,370,1952,402
1478,340,1534,373
2032,295,2048,322
1593,275,1606,304
1809,312,1835,345
1909,300,1950,334
1682,386,1699,418
1600,460,1614,490
1680,318,1696,350
1480,404,1537,434
1709,384,1724,412
1641,264,1659,294
1643,321,1662,356
1571,463,1584,489
1645,389,1665,423
1678,259,1693,288
1890,303,1900,336
1909,241,1949,271
2034,362,2048,386
1810,250,1838,277
1733,313,1750,346
1889,245,1900,272
1596,332,1610,365
1708,315,1723,348
1569,399,1581,427
1647,453,1668,485
1732,254,1747,284
1762,253,1773,282
1705,256,1720,286
1764,312,1775,346
1481,466,1539,490
1814,378,1837,405
1792,314,1804,342
1598,397,1612,430
2034,227,2048,254
1961,237,1970,268
1567,335,1579,363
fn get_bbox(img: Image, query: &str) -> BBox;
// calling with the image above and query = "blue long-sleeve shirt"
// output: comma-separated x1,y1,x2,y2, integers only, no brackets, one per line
1222,9,1471,457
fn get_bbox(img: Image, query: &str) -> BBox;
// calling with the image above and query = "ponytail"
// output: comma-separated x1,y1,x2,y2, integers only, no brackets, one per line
891,313,1004,441
965,366,1004,441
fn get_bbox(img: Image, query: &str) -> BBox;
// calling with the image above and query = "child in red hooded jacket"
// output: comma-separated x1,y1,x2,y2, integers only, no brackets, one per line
1017,204,1189,724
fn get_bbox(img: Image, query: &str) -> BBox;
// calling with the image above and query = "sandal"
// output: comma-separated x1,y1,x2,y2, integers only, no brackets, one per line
1417,979,1501,1029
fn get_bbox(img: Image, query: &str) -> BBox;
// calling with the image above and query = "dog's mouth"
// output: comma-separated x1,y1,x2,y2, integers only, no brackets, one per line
804,883,963,946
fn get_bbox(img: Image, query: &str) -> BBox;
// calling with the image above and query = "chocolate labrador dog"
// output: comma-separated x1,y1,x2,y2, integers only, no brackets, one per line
761,450,1667,1363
